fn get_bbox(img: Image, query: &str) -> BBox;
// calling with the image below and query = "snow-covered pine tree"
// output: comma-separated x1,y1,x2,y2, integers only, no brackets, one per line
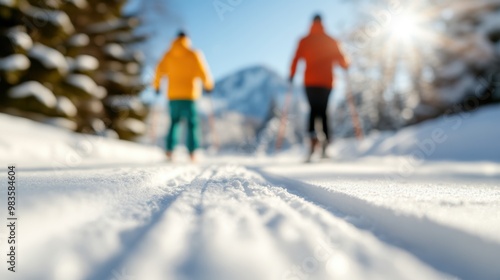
0,0,80,130
427,0,500,122
0,0,149,141
339,0,500,132
68,0,150,140
339,0,421,134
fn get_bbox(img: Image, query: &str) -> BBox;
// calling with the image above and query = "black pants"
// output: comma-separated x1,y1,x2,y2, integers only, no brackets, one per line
305,87,332,141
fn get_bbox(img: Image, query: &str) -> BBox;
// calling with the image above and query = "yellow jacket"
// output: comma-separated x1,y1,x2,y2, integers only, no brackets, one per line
153,36,213,100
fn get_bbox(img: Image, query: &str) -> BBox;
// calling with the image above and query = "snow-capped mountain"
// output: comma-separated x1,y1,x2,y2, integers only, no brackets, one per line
198,66,306,153
209,66,291,121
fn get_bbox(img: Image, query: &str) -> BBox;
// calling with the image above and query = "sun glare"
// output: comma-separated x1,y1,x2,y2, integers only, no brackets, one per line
389,13,421,42
363,2,449,94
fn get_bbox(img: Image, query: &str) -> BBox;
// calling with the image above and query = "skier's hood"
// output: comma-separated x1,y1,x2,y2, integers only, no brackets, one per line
169,36,192,56
309,20,325,35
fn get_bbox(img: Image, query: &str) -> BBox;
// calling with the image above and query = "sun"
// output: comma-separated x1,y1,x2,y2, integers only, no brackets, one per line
389,13,423,43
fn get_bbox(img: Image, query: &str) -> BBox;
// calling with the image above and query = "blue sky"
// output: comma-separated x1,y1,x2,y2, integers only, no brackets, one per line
137,0,357,82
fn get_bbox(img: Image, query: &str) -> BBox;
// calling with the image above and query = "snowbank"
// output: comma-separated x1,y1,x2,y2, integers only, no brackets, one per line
0,113,165,168
332,104,500,162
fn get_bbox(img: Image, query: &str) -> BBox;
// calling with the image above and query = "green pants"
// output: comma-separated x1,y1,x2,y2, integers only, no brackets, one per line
166,100,200,153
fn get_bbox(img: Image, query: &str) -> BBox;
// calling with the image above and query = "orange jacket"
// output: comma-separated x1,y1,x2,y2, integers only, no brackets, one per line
153,36,213,100
290,20,349,89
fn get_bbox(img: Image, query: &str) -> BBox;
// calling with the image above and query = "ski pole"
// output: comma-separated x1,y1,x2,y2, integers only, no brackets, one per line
275,84,293,151
150,92,161,146
208,96,220,151
345,70,364,140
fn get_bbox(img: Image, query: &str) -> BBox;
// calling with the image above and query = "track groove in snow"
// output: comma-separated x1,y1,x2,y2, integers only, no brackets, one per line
258,169,500,280
79,166,450,279
1,164,455,280
86,167,207,280
1,105,499,279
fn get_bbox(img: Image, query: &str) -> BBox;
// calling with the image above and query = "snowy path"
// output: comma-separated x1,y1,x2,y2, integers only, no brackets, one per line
2,101,500,280
260,161,500,280
1,161,499,280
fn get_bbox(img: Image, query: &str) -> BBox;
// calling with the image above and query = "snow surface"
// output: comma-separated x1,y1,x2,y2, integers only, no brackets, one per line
42,117,78,131
29,43,69,72
0,54,30,71
94,86,108,100
24,7,74,35
71,55,99,72
0,0,14,7
67,34,90,47
259,160,500,280
7,81,57,108
65,74,99,96
119,118,148,135
0,106,499,280
56,96,77,117
0,113,164,168
331,104,500,162
7,29,33,51
107,95,145,112
104,43,127,60
66,0,88,10
102,43,143,63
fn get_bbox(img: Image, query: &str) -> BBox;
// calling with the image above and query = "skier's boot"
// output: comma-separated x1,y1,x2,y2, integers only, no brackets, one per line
166,151,173,162
306,137,319,163
189,153,197,163
321,140,329,159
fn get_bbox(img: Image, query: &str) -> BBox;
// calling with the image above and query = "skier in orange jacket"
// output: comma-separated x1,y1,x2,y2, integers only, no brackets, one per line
153,31,214,162
289,14,349,160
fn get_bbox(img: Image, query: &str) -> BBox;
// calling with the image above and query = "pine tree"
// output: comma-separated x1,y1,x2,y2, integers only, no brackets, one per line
430,0,500,120
68,0,150,140
1,0,80,130
342,0,419,133
341,0,500,132
0,0,149,141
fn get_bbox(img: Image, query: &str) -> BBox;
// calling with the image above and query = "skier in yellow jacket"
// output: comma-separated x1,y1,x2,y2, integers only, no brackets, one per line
153,31,214,162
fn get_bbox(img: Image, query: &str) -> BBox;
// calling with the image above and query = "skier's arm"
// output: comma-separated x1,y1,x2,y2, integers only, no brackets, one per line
153,54,168,92
290,40,304,82
194,51,214,92
333,40,350,70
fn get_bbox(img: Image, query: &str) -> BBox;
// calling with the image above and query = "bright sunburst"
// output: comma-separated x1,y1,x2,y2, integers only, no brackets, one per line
355,2,449,100
389,13,422,43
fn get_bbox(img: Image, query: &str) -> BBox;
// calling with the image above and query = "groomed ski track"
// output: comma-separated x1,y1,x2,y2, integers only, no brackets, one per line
3,161,499,280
